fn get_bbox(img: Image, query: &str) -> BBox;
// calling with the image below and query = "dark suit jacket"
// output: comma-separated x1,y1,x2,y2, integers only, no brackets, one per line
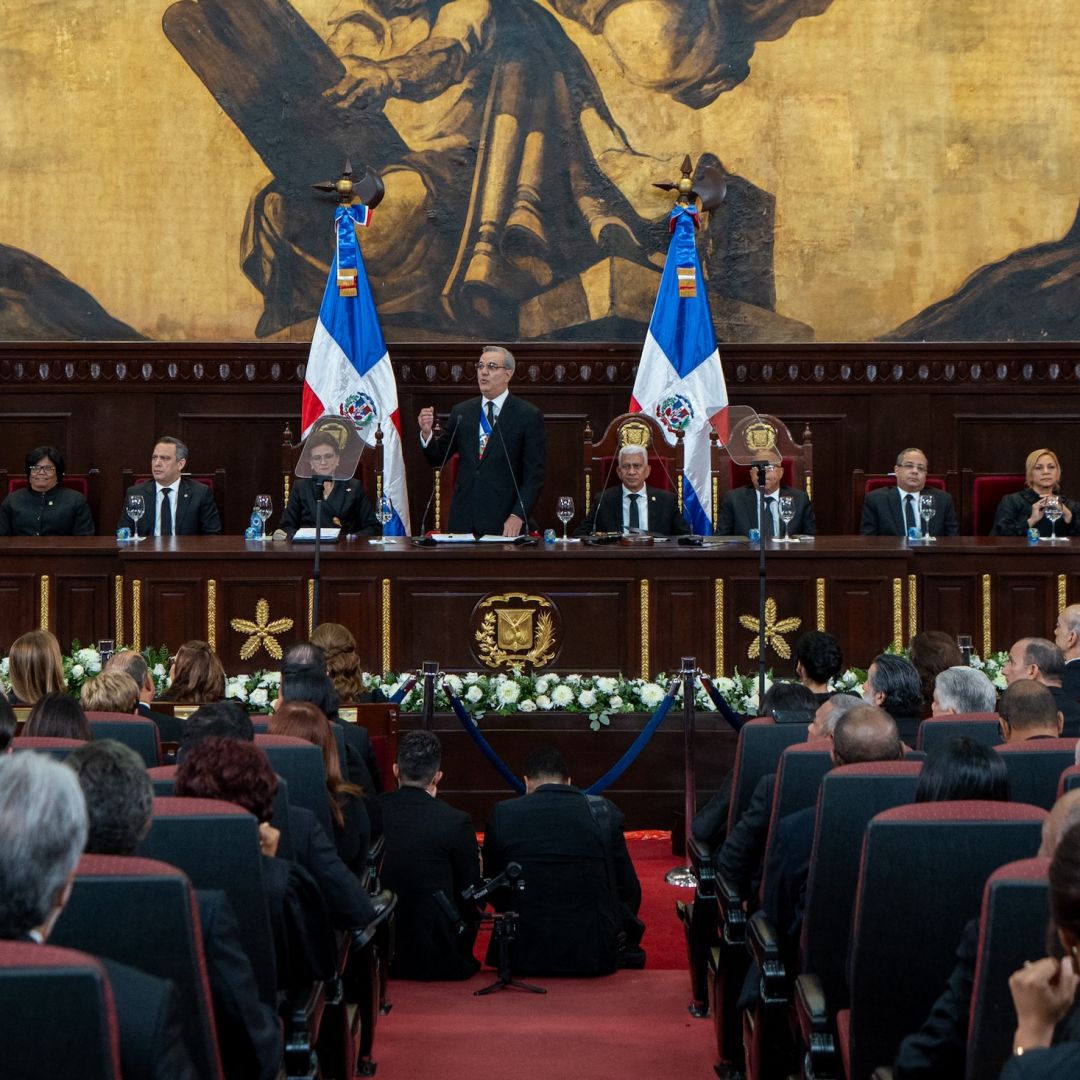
860,485,959,537
0,484,95,536
483,784,641,976
137,701,184,743
279,477,378,537
575,484,690,536
1050,684,1080,738
1064,658,1080,704
761,805,816,948
992,488,1080,537
422,394,545,534
378,785,482,980
117,477,222,536
715,773,775,898
717,485,816,537
195,891,282,1080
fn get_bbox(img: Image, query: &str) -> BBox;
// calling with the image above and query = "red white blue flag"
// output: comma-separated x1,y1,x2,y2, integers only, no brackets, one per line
302,204,410,534
630,204,728,535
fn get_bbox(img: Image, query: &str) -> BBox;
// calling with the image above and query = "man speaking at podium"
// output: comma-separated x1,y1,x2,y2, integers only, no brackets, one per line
418,346,545,537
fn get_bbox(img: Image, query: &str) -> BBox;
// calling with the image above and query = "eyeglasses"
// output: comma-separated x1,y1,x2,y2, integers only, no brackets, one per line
29,464,56,474
476,362,506,372
897,462,928,472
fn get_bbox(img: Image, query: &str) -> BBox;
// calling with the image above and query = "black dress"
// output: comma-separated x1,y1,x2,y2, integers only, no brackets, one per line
0,485,94,536
992,488,1080,537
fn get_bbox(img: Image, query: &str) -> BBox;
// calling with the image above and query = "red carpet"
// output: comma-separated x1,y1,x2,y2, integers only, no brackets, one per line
376,970,715,1079
630,834,696,970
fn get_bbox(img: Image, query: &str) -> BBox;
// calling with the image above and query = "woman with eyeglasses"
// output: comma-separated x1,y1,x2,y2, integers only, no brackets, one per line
277,431,378,539
992,449,1080,538
0,446,94,536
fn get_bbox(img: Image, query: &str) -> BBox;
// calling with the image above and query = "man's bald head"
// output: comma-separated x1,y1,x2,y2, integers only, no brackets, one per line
1041,789,1080,858
998,680,1063,742
831,704,903,765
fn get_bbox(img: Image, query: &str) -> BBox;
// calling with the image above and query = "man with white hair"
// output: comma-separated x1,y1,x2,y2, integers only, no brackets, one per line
576,442,690,536
1053,603,1080,702
931,666,998,716
0,752,195,1078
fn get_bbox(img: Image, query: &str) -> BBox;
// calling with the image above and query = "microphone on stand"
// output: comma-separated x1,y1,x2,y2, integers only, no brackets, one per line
414,415,461,546
493,410,538,545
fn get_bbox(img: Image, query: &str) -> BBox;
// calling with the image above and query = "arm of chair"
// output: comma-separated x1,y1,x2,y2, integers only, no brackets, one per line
687,836,715,894
280,981,328,1078
715,871,748,946
794,973,838,1080
746,910,788,1005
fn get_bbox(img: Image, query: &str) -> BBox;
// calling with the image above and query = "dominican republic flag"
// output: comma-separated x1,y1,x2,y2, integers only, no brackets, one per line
302,203,410,534
630,203,728,535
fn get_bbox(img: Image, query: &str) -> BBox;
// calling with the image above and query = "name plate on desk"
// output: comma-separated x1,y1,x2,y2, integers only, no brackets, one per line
291,527,341,543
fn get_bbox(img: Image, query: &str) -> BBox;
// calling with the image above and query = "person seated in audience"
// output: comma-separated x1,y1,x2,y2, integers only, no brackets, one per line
66,739,283,1080
909,631,965,717
997,680,1064,743
105,649,183,742
575,443,690,537
863,652,925,744
175,735,341,988
1054,604,1080,704
717,461,816,538
269,700,371,875
379,731,482,980
913,736,1010,802
0,445,94,537
1003,637,1080,736
483,746,644,975
159,640,226,705
117,436,221,537
793,630,843,705
859,448,959,537
759,705,904,949
1000,822,1080,1075
310,621,386,703
177,700,254,755
931,665,999,716
24,692,91,741
277,430,378,539
5,628,66,705
79,670,139,715
0,752,197,1078
0,691,17,752
992,448,1080,538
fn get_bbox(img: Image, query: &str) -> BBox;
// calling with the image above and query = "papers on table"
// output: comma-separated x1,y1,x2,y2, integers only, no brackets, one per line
291,527,342,543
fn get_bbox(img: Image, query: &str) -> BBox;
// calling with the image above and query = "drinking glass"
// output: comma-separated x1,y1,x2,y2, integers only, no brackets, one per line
778,495,796,542
919,493,937,542
556,496,575,541
373,495,394,544
254,494,273,535
1044,495,1063,541
124,494,145,542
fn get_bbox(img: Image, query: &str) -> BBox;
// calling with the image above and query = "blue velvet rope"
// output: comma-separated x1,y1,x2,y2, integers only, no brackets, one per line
698,676,746,734
443,684,526,794
388,675,417,705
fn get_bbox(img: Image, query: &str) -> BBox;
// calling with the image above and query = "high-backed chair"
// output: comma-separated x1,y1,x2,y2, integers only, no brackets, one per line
963,470,1026,536
0,467,103,532
0,940,122,1079
995,739,1078,808
281,421,383,519
916,714,1002,754
85,712,161,767
966,857,1051,1080
120,468,227,531
1059,763,1080,797
835,802,1045,1080
724,415,813,502
727,719,809,837
254,733,334,837
850,469,958,533
10,735,86,760
339,702,398,791
51,854,224,1080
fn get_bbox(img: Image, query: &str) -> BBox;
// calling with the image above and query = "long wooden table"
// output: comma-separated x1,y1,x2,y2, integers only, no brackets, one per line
2,535,1076,674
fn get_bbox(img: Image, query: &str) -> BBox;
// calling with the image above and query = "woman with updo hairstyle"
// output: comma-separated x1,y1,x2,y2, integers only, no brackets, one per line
310,622,365,701
160,640,226,704
908,631,965,717
7,629,67,704
269,700,370,873
24,692,91,741
992,448,1080,538
1001,823,1080,1075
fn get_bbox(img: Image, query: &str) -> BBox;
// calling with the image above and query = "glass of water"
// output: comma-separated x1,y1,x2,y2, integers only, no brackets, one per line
919,493,937,542
124,494,145,542
254,494,273,537
556,496,575,541
778,495,796,542
373,495,394,544
1044,495,1063,541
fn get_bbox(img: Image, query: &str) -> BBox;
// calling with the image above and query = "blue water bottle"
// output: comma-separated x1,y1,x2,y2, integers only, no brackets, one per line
247,509,263,540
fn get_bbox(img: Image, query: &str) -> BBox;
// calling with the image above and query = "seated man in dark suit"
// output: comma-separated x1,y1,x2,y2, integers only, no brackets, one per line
576,443,689,536
717,463,815,537
117,435,222,536
1054,604,1080,703
863,652,925,745
67,739,283,1080
0,751,196,1079
997,679,1064,743
482,747,643,976
859,447,959,537
1002,637,1080,737
378,731,482,980
105,649,183,742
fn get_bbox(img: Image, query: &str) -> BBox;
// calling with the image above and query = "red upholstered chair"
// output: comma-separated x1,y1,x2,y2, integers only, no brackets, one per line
1058,763,1080,798
85,712,161,767
835,802,1045,1080
967,857,1051,1080
964,470,1026,535
850,469,956,533
995,739,1078,809
339,702,398,792
0,940,122,1079
51,854,225,1080
121,468,227,529
916,713,1003,754
10,735,87,760
0,467,103,532
254,733,334,837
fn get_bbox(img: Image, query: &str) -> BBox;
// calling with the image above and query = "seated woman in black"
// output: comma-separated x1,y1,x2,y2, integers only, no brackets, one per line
992,448,1080,538
0,446,94,536
278,431,377,538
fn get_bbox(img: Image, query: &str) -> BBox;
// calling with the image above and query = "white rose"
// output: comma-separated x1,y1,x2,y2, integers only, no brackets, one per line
497,681,521,705
466,685,484,703
445,674,464,694
565,674,582,684
464,672,481,684
70,664,85,679
264,671,281,685
519,699,537,712
596,676,618,694
537,695,553,710
249,687,269,706
551,685,574,706
608,695,623,708
152,663,167,677
577,689,597,708
535,676,551,695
